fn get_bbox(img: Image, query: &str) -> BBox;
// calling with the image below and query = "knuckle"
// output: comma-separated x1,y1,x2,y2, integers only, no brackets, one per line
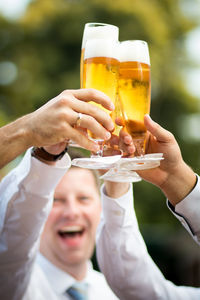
59,121,68,132
58,109,73,124
59,93,72,104
87,103,98,115
57,97,68,107
87,88,97,98
61,89,71,97
86,114,94,123
168,131,174,140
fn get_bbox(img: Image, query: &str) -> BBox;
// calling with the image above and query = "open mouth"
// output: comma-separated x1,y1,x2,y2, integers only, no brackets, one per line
58,225,85,239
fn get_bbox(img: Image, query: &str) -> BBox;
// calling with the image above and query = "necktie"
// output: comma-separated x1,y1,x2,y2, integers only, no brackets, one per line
66,282,88,300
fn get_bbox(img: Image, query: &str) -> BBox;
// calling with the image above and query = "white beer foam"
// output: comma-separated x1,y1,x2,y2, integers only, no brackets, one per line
84,39,119,60
82,23,119,49
118,40,150,65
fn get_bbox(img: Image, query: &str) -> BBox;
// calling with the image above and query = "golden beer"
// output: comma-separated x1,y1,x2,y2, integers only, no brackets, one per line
118,41,151,154
80,48,85,88
83,39,119,139
80,23,119,88
83,57,119,105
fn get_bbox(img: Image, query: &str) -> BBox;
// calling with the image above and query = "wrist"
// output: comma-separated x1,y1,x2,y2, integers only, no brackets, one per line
104,181,130,198
31,146,68,165
19,114,34,149
8,114,32,150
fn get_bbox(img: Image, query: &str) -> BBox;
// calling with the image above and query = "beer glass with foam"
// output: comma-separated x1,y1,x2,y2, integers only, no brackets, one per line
83,38,120,140
118,40,151,156
71,37,122,169
80,23,119,88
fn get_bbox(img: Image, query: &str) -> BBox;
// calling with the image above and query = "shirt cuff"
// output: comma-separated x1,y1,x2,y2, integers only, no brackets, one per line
21,148,71,196
167,174,200,244
100,183,138,227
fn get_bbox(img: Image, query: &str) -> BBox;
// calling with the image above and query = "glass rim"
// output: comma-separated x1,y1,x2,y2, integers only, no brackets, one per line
120,39,148,45
81,23,119,49
84,22,118,28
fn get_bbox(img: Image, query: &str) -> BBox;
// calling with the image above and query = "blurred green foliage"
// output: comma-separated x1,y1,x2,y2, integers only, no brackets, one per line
0,0,200,285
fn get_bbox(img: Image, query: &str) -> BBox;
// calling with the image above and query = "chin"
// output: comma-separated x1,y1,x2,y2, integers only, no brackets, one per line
62,254,86,266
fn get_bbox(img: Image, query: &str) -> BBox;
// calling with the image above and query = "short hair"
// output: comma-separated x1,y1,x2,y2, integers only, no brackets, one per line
67,147,101,192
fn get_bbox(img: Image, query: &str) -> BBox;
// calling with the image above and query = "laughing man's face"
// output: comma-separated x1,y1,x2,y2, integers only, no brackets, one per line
40,168,101,274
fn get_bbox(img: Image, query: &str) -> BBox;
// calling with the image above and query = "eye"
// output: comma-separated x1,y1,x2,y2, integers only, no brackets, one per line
78,195,91,202
53,198,65,204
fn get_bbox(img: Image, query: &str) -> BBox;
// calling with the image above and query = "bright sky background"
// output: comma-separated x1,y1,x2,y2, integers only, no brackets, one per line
0,0,200,98
0,0,30,19
185,27,200,98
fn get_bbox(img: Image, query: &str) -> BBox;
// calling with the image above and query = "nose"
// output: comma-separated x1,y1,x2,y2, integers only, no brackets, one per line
62,197,80,219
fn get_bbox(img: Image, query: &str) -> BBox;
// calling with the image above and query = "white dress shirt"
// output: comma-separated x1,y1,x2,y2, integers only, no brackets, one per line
96,183,200,300
0,149,118,300
24,253,118,300
168,175,200,245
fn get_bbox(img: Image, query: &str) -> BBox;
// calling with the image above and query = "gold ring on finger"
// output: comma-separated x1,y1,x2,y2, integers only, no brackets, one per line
75,112,82,127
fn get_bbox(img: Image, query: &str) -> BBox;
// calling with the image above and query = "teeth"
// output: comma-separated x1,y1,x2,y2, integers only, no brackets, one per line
59,226,83,233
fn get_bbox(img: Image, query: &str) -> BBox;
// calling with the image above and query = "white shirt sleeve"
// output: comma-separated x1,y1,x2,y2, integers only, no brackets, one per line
167,175,200,245
96,184,200,300
0,149,71,300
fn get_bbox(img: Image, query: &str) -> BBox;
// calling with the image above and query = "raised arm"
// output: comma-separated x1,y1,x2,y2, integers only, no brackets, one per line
96,121,200,299
0,87,115,299
0,88,114,169
96,180,200,300
135,115,200,244
0,149,71,299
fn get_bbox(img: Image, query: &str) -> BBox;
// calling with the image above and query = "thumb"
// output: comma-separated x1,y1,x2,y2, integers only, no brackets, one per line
144,115,172,143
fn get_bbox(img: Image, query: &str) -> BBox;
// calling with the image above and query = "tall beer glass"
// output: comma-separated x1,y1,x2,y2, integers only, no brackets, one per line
80,23,119,88
118,40,151,155
83,38,119,139
72,38,122,170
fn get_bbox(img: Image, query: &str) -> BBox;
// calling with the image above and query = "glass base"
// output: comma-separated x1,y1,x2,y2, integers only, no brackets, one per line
71,153,164,171
117,153,164,171
71,155,122,170
100,168,142,182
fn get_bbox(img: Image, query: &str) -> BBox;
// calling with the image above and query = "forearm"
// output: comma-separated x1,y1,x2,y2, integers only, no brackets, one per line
98,227,200,300
0,115,32,168
97,187,161,299
97,187,200,299
160,161,196,206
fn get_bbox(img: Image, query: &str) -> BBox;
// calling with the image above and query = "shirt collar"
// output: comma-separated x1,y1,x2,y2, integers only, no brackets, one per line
36,253,93,295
